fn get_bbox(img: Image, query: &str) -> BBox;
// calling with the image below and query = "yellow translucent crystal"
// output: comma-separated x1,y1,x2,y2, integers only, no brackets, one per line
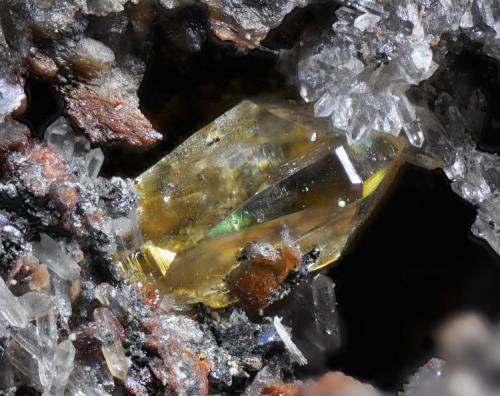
118,100,405,308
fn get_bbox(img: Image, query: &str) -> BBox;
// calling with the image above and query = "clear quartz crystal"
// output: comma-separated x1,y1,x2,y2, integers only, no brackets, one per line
267,272,341,364
118,100,404,308
84,148,105,178
0,276,29,328
7,341,41,387
101,342,129,381
44,117,76,160
52,274,73,327
94,309,129,380
19,291,54,319
33,234,80,281
67,366,113,396
312,274,340,338
49,340,76,395
36,310,58,389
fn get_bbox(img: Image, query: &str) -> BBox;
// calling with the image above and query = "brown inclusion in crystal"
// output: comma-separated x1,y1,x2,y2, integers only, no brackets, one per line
118,100,405,308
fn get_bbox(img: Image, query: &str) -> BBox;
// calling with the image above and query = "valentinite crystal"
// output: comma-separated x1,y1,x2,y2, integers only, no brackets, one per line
118,100,405,308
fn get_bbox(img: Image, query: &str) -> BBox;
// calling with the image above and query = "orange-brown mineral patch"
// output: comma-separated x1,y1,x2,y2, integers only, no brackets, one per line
261,381,301,396
64,85,162,147
226,237,302,310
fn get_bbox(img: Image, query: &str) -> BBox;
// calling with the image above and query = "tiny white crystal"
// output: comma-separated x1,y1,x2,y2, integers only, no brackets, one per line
273,316,307,366
85,148,105,178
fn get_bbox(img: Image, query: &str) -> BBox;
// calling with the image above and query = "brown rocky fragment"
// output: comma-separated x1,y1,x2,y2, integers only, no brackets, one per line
148,338,210,396
63,84,162,146
2,137,106,236
5,255,52,298
208,17,258,49
140,308,210,396
227,262,280,310
29,53,59,79
3,140,79,213
0,117,30,158
226,236,302,310
201,0,310,48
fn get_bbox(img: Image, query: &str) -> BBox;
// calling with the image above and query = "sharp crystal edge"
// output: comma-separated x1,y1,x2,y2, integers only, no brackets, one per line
117,99,405,308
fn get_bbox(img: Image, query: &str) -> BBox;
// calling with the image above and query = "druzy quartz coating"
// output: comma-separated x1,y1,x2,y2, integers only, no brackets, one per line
119,100,405,308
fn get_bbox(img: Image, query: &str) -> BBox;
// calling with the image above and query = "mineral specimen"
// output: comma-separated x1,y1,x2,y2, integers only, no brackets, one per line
119,99,404,308
1,0,500,394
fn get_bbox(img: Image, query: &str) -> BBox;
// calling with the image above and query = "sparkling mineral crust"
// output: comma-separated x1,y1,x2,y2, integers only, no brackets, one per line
118,100,405,308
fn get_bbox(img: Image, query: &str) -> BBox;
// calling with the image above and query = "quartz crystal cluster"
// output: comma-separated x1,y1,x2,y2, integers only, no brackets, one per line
292,0,500,256
293,0,500,146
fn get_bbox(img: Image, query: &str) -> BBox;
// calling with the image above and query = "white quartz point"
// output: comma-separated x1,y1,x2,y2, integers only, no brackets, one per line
85,148,105,178
44,117,75,160
312,274,340,337
33,234,80,281
0,276,28,328
273,316,308,366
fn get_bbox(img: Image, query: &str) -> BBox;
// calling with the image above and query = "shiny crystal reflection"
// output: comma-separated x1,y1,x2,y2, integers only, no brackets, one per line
119,100,404,308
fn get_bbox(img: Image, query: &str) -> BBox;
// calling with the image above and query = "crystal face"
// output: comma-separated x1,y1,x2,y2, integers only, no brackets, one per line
118,100,405,308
